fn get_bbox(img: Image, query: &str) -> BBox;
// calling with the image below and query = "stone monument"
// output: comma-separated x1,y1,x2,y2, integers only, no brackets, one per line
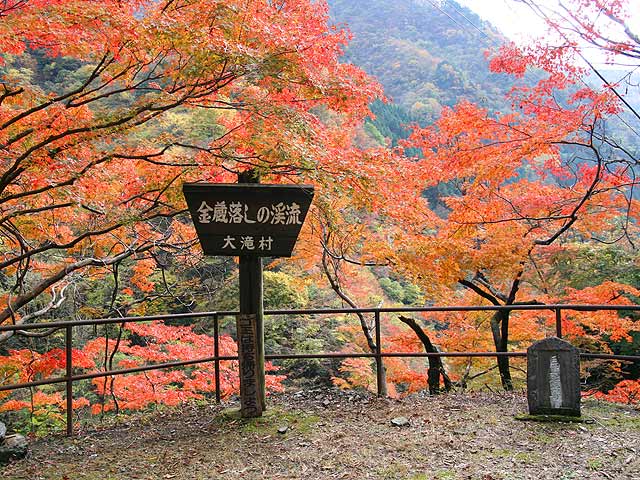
527,337,581,417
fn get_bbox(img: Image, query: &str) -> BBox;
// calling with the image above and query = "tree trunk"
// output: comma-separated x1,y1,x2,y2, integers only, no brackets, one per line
490,310,513,391
321,251,388,396
399,315,452,394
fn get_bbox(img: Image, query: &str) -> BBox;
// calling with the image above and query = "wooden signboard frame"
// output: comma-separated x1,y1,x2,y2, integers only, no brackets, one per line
183,179,314,417
182,183,314,258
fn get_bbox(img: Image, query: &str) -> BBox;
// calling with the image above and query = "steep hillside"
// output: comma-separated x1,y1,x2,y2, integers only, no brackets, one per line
328,0,514,124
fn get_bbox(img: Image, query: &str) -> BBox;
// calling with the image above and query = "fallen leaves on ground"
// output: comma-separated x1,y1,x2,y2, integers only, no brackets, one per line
2,389,639,480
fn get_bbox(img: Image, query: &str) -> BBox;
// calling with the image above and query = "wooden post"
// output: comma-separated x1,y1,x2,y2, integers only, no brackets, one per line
213,314,221,404
238,256,265,415
237,170,266,415
182,172,314,417
374,310,386,397
65,325,73,436
236,314,263,417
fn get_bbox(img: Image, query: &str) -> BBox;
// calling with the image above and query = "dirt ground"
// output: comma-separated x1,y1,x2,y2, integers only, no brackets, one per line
2,389,639,480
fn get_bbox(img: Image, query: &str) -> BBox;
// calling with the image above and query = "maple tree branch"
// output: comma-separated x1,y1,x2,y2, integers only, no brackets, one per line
557,1,640,59
473,272,508,303
0,0,27,17
608,16,640,48
579,55,640,124
0,52,115,132
320,240,391,267
0,155,113,205
507,268,524,305
521,0,640,123
464,365,499,383
0,284,69,342
65,54,167,108
455,213,574,226
142,175,185,214
0,223,126,271
0,83,24,105
0,202,75,225
1,219,30,290
458,279,501,306
0,243,154,326
1,127,34,151
317,213,391,268
0,76,246,195
321,245,378,354
528,253,551,296
598,146,639,172
535,130,604,246
113,125,249,168
0,207,184,272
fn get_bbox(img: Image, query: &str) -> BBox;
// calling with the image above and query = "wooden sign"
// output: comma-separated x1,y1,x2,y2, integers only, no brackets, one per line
183,183,314,257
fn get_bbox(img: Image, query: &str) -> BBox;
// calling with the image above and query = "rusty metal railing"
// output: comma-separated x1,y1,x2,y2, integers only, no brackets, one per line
0,304,638,436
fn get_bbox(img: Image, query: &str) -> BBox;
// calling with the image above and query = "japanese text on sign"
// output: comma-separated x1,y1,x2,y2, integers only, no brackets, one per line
222,235,274,251
197,201,302,225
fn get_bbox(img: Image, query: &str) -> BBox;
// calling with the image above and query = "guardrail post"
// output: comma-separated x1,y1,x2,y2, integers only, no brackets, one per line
65,325,73,436
555,308,563,338
214,314,221,404
374,310,385,397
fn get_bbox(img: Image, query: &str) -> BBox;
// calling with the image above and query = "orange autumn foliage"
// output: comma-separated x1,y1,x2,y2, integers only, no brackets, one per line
326,1,639,394
1,0,638,410
0,0,385,328
0,321,285,417
594,380,640,406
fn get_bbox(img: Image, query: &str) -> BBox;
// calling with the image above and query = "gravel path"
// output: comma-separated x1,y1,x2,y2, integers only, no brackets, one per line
2,390,639,480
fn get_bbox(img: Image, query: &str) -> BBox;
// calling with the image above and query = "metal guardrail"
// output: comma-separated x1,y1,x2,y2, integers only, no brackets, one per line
0,304,638,436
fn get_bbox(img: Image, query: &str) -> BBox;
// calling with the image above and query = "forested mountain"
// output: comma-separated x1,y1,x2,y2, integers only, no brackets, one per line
1,0,638,432
328,0,514,124
330,0,640,154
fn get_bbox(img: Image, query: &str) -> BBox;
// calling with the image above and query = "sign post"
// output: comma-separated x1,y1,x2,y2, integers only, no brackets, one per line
236,314,262,416
183,180,314,417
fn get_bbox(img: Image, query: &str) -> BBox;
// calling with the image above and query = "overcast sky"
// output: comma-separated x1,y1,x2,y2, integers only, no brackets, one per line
457,0,548,44
458,0,640,39
456,0,640,68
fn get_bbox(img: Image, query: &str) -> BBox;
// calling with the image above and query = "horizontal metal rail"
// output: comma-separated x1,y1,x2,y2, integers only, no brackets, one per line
2,304,639,332
4,350,638,394
0,304,638,436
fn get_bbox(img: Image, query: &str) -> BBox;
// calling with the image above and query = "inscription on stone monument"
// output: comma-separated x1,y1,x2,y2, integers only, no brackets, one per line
527,337,581,416
549,355,563,409
236,314,262,417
